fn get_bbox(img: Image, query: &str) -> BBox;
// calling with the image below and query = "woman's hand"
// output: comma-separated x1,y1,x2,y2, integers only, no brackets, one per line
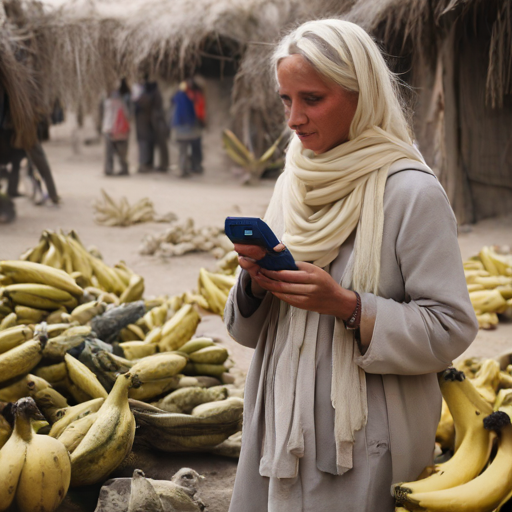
233,243,268,297
253,262,357,319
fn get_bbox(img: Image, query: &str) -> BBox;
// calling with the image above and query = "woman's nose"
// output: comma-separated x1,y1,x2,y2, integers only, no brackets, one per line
287,103,307,130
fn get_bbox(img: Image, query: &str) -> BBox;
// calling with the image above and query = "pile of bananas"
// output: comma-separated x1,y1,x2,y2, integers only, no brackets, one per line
94,189,177,227
139,217,234,259
464,246,512,329
395,364,512,512
0,229,243,511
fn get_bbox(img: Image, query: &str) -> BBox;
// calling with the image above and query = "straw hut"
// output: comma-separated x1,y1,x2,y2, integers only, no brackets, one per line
0,0,356,161
347,0,512,224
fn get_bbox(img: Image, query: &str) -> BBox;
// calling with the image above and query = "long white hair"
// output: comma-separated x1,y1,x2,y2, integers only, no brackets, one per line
272,19,413,144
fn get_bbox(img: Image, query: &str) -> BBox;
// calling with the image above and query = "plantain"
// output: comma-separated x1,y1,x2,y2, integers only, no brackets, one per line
184,362,227,378
158,304,200,352
49,397,105,438
0,260,84,297
129,353,188,382
70,300,107,325
0,335,46,385
70,373,136,487
0,325,34,354
119,273,145,304
189,345,229,365
15,305,47,323
157,386,228,414
128,376,180,401
0,414,11,449
0,312,17,331
179,337,215,354
0,373,50,402
64,353,108,399
43,325,92,359
34,387,69,423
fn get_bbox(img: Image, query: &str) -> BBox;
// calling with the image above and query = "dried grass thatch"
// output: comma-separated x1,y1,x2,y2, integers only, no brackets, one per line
348,0,512,108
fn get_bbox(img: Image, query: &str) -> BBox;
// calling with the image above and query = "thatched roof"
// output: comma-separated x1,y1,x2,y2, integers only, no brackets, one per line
347,0,512,108
0,0,356,143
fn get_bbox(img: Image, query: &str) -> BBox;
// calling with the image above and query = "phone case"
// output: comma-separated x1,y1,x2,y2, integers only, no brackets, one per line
225,217,298,271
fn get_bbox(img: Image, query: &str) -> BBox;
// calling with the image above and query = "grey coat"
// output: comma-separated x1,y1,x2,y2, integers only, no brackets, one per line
224,160,478,511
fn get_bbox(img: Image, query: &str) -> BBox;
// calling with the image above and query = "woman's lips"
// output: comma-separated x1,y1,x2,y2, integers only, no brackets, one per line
296,132,314,139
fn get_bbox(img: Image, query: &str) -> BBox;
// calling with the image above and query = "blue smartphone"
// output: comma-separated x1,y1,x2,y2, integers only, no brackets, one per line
225,217,298,271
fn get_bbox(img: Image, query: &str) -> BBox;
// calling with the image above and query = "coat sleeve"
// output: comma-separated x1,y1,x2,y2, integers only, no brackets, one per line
354,171,478,375
224,270,273,349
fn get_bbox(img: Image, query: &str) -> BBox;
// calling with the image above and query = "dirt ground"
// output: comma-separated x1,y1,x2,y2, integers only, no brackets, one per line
1,119,512,511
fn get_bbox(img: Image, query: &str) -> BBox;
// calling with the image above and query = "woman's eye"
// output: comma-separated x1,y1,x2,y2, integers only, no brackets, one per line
305,96,321,104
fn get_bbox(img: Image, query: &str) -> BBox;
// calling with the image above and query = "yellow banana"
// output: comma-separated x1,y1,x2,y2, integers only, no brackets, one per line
34,361,68,384
145,326,163,345
70,373,136,487
34,387,69,423
158,304,200,352
0,403,30,511
70,300,107,324
13,398,71,512
57,412,98,453
64,353,108,400
479,246,500,276
43,325,92,359
472,358,501,404
129,353,188,382
6,290,63,311
0,325,34,354
198,268,229,316
179,337,215,354
0,373,50,402
120,340,157,360
476,312,499,329
15,305,47,323
189,345,229,365
49,397,105,438
0,312,17,331
0,337,45,385
128,376,180,401
119,273,145,303
120,323,146,342
395,368,495,502
0,414,11,449
19,236,48,263
403,423,512,512
0,261,83,297
470,289,507,314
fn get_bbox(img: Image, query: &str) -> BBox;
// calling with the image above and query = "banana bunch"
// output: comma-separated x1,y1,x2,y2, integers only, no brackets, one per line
131,396,243,452
0,397,71,512
198,267,237,317
94,188,176,227
436,357,512,450
463,246,512,329
139,217,233,259
398,368,512,511
16,229,144,301
222,128,284,183
51,372,136,487
0,260,85,325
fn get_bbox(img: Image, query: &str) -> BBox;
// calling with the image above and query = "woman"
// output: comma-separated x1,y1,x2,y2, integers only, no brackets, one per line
224,19,478,512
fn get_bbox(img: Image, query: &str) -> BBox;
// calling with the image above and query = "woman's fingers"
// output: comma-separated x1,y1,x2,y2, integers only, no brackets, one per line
254,273,314,295
233,243,266,260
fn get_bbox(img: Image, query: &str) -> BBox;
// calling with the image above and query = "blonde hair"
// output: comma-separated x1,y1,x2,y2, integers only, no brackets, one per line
273,19,413,143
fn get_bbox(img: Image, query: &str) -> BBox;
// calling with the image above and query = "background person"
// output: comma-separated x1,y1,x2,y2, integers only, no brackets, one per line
101,82,131,176
225,19,478,512
171,81,203,177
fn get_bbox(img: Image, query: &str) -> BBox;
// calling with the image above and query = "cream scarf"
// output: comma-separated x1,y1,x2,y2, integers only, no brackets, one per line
259,126,427,479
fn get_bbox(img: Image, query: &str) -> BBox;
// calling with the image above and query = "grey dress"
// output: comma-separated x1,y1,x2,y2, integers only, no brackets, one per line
224,163,479,512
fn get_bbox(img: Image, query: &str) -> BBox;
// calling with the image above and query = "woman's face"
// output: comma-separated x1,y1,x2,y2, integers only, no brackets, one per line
277,54,358,154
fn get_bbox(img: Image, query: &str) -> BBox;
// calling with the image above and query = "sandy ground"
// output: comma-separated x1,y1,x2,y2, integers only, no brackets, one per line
1,120,512,511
